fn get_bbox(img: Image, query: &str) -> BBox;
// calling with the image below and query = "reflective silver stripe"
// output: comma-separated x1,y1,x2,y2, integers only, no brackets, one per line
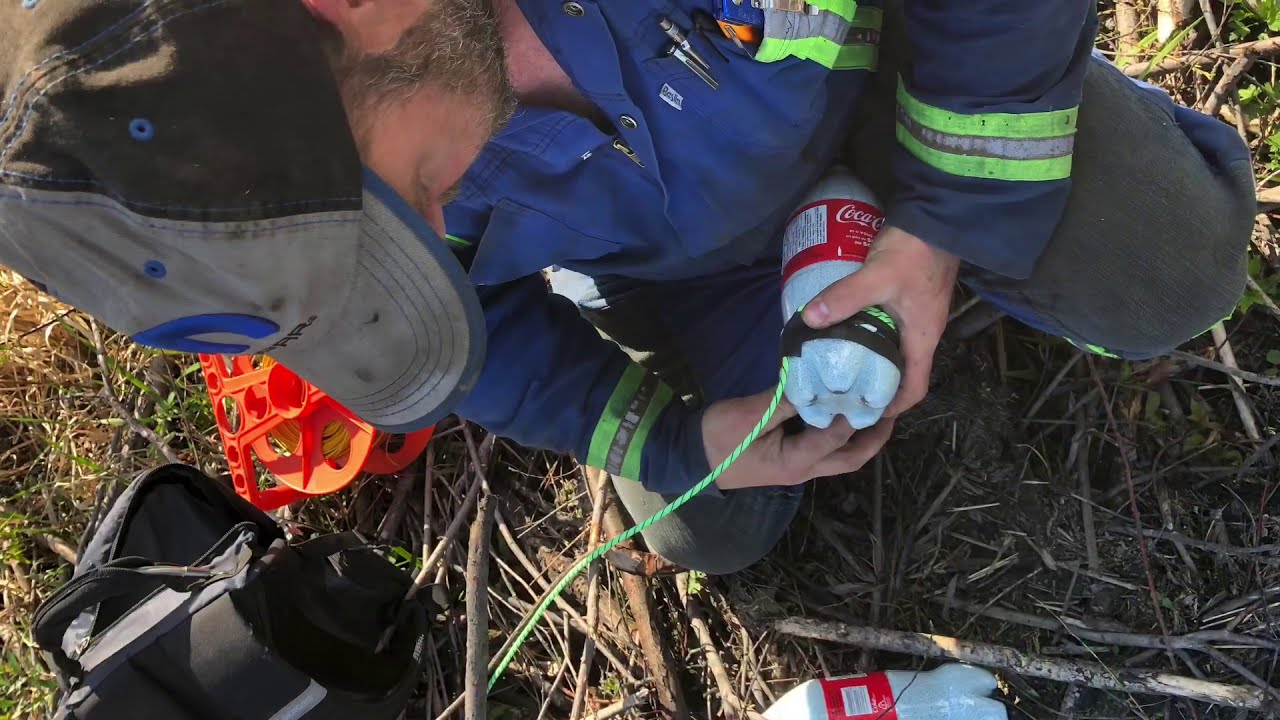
764,9,873,45
269,681,328,720
895,107,1076,161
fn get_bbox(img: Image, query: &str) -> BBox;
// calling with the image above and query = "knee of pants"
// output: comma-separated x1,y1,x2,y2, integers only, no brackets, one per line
636,487,802,575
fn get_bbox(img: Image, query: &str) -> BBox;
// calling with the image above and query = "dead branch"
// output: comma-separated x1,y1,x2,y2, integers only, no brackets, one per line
1087,356,1177,666
1075,395,1100,570
377,464,421,542
1125,36,1280,77
933,597,1280,652
1115,1,1140,61
680,576,766,720
590,468,689,718
774,618,1276,711
569,482,611,720
1210,323,1264,441
1110,525,1280,558
90,320,180,465
584,689,651,720
1168,349,1280,387
465,496,497,720
1246,275,1280,322
1202,56,1255,118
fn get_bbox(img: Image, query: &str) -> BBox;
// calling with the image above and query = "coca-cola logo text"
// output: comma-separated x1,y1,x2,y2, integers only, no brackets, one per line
835,203,885,231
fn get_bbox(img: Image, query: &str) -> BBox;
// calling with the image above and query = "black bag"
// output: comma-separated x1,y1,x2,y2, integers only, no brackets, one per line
32,463,426,720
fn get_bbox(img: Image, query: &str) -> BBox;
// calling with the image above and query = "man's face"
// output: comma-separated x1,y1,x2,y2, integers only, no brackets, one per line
317,0,516,236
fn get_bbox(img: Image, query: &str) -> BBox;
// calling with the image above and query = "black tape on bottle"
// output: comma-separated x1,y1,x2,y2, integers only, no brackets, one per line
780,308,905,374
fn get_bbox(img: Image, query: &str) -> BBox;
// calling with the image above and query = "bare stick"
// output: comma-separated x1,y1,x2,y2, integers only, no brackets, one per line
680,577,765,720
590,468,689,718
1202,56,1255,118
1203,646,1280,705
933,597,1280,651
376,468,484,654
1115,1,1140,61
774,618,1275,711
569,482,611,720
1111,525,1280,558
1125,36,1280,77
1075,397,1099,570
1246,275,1280,322
377,465,420,542
1210,323,1264,441
584,689,651,720
1168,349,1280,387
465,496,497,720
90,320,180,464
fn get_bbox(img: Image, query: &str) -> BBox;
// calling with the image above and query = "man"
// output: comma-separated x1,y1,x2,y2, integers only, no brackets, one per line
0,1,1252,576
441,0,1254,573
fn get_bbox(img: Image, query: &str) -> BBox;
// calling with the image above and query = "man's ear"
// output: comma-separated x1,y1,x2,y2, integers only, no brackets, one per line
300,0,425,54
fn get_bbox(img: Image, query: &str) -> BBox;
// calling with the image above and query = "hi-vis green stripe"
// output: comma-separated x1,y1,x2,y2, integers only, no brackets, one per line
895,77,1077,182
586,365,674,480
755,5,881,69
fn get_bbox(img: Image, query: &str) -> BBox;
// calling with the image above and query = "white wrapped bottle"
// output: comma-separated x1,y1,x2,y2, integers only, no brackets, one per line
779,165,902,430
762,664,1008,720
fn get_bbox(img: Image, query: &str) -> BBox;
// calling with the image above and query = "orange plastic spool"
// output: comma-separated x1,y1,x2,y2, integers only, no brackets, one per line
199,354,434,511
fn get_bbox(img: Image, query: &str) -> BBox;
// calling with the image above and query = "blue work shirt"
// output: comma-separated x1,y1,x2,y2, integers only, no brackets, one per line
441,0,1173,493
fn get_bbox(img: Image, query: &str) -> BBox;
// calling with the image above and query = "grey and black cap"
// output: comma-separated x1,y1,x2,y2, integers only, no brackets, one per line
0,0,486,432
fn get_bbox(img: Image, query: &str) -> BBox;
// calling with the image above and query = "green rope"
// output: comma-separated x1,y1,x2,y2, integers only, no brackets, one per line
488,358,793,690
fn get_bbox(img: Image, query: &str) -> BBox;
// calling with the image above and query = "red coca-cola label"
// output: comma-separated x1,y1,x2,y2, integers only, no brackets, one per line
781,199,883,284
819,673,897,719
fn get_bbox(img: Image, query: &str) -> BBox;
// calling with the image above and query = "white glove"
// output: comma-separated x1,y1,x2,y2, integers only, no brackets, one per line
784,337,901,429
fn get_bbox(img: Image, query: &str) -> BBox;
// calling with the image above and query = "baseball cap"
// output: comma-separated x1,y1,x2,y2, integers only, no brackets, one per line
0,0,485,432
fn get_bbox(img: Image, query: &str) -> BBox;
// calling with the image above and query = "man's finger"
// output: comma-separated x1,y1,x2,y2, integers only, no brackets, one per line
885,321,939,417
801,260,889,329
809,419,894,478
779,419,854,477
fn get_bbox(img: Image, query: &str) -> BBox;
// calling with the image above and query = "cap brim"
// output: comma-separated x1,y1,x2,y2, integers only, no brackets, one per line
270,169,485,433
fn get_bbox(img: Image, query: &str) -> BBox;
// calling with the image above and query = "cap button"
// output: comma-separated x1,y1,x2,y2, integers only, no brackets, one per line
562,2,585,16
619,115,638,130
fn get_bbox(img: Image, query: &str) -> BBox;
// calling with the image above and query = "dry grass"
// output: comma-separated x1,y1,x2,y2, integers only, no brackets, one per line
4,2,1280,718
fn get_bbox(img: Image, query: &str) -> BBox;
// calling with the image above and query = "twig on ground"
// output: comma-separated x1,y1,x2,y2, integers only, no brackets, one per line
589,468,689,718
464,496,496,720
89,320,180,465
1087,356,1177,667
1116,1,1141,61
1124,36,1280,77
862,455,885,670
680,575,765,720
1075,396,1100,570
1210,323,1264,441
774,618,1276,711
377,464,421,543
933,597,1280,652
1198,0,1223,46
1202,56,1255,118
1246,275,1280,322
583,689,651,720
1023,351,1083,425
1202,646,1280,706
569,481,610,720
1110,525,1280,558
1168,349,1280,387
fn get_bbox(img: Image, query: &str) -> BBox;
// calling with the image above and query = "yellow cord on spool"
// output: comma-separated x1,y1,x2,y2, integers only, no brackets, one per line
258,357,354,461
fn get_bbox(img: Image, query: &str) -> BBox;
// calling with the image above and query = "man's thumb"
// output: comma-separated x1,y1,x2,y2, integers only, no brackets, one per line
801,261,887,329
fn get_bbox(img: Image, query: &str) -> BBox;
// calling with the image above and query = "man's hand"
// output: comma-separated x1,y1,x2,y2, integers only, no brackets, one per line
802,226,959,418
705,387,893,491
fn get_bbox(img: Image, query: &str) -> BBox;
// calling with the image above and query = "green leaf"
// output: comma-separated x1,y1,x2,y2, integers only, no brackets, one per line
686,570,705,596
1267,350,1280,365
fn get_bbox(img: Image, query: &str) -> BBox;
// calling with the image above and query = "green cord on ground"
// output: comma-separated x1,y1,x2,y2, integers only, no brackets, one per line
488,358,793,691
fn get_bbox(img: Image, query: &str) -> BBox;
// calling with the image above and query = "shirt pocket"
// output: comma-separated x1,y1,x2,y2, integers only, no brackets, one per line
639,33,826,150
468,198,622,287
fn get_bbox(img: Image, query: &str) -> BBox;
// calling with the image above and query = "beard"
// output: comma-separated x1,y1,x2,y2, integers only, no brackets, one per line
329,0,517,139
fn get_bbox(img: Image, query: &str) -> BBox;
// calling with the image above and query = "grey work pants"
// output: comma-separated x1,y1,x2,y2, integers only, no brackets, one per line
551,27,1255,575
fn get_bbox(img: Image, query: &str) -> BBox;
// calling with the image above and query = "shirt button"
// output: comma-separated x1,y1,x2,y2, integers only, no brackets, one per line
562,2,584,16
619,115,638,129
